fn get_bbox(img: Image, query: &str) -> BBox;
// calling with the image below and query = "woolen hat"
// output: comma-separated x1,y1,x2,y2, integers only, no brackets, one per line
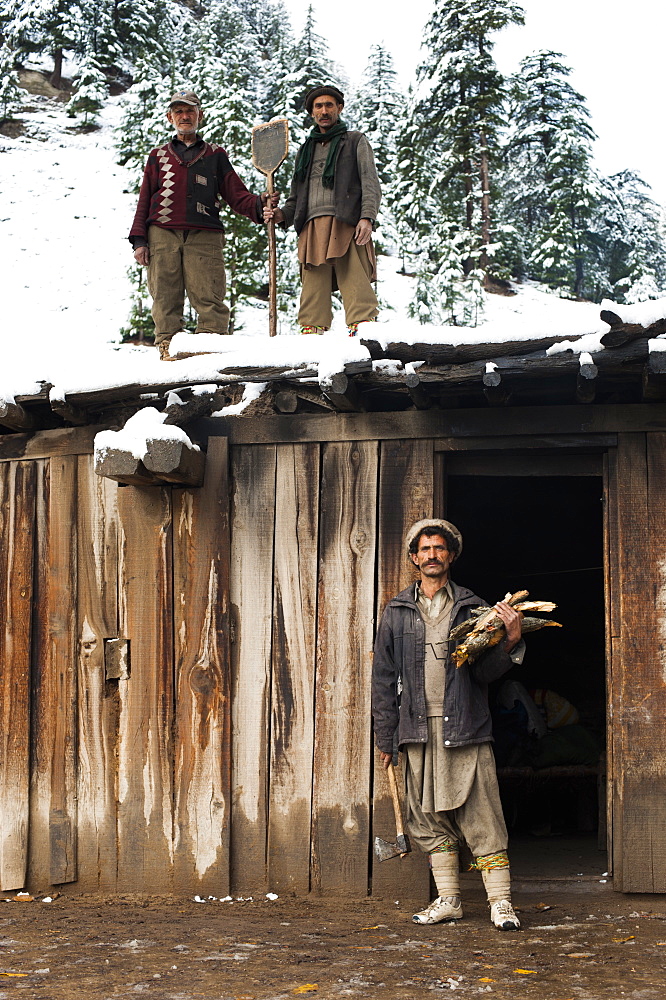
405,518,463,559
169,91,201,108
304,85,345,113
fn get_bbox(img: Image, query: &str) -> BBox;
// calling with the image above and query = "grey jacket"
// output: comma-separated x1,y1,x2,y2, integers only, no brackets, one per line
372,582,524,755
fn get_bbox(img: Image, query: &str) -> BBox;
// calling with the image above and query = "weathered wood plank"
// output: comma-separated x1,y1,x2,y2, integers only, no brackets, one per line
0,462,36,890
612,432,666,891
230,445,277,894
0,426,99,463
603,450,619,871
616,432,666,892
116,485,174,892
76,457,120,892
28,457,80,885
371,440,432,905
435,434,616,452
311,441,377,895
173,438,232,895
201,404,666,446
268,443,320,895
360,334,588,365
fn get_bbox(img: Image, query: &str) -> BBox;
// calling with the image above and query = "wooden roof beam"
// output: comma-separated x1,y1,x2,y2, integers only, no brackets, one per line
483,364,511,406
600,309,666,348
576,353,598,404
322,372,366,412
404,370,432,410
642,350,666,402
0,398,34,431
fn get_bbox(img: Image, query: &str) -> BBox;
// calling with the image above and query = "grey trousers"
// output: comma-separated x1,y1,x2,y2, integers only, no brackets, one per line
147,227,229,342
405,727,508,858
298,241,379,328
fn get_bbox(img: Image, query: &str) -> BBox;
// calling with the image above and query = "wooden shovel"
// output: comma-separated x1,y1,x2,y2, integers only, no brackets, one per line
251,118,289,337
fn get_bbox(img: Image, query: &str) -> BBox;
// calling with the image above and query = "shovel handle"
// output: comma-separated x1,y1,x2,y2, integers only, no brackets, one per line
266,172,277,337
386,762,404,839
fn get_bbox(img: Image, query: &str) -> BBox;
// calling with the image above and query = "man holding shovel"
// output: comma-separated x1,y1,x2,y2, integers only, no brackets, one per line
264,85,381,336
372,519,524,930
129,90,277,359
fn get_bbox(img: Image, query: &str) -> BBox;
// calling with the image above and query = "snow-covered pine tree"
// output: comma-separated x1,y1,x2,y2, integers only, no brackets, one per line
396,0,524,322
503,50,601,297
0,1,25,119
66,46,107,125
593,170,666,302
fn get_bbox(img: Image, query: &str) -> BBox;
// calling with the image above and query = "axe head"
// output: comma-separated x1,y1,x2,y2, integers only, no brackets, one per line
374,833,411,862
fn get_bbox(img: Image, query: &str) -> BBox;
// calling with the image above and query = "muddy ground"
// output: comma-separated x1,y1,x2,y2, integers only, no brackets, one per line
1,840,665,1000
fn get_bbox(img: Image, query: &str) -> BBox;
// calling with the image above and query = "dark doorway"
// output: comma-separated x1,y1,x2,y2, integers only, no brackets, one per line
446,472,607,877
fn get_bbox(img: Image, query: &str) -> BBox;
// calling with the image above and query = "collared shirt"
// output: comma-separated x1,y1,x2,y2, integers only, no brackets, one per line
416,580,454,622
172,135,205,163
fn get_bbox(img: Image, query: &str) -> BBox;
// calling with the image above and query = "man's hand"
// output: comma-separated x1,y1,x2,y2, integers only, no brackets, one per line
379,751,393,769
354,218,373,245
134,246,149,266
494,600,523,652
263,203,284,224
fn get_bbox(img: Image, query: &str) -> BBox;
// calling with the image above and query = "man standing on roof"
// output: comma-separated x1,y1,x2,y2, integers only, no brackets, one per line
372,519,525,931
264,85,381,337
129,90,276,359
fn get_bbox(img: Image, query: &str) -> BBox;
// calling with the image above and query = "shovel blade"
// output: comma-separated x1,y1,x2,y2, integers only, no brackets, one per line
374,833,411,862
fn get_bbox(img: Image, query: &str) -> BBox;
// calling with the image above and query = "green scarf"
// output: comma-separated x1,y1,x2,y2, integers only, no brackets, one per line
294,120,348,189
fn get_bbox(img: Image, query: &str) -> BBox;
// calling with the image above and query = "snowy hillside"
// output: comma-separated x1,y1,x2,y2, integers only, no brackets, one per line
0,84,648,402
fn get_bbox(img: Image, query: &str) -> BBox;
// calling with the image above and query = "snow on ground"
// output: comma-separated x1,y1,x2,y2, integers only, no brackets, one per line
0,85,657,405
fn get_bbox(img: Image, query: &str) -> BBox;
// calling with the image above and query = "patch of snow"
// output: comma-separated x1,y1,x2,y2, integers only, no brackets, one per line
211,382,267,416
94,406,197,464
600,297,666,328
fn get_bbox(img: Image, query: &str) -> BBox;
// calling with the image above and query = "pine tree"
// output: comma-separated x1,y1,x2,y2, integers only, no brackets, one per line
593,170,666,302
503,50,601,297
394,0,523,323
66,46,108,125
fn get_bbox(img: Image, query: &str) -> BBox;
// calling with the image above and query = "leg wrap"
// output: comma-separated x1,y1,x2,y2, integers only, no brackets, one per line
480,861,512,905
429,840,460,899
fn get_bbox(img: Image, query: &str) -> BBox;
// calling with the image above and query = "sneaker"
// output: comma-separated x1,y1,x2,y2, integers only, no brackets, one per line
412,896,463,925
490,899,520,931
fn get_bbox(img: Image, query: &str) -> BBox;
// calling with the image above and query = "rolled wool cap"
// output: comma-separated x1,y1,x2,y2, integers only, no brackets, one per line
304,85,345,113
405,518,463,558
169,90,201,108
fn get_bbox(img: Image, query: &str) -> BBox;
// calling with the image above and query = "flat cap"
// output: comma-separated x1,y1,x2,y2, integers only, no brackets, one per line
169,90,201,107
405,518,463,558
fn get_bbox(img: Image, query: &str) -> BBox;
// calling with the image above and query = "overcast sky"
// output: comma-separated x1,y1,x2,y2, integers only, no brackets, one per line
284,0,666,206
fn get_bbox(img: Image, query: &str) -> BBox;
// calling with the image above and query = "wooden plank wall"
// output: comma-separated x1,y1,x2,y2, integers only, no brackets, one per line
612,432,666,892
0,435,447,898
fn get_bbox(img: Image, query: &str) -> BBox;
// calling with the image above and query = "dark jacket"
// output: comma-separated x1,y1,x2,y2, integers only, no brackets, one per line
280,131,379,234
372,582,521,755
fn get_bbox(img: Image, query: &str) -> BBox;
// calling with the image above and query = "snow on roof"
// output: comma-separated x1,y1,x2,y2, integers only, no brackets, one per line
601,297,666,328
2,89,666,411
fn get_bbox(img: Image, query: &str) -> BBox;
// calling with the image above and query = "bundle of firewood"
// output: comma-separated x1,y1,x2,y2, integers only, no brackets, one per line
451,590,561,668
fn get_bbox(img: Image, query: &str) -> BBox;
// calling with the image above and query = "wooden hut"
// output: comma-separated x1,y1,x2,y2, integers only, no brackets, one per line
1,307,665,899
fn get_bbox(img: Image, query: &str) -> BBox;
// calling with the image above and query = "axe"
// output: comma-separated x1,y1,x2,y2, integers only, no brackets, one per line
374,761,411,862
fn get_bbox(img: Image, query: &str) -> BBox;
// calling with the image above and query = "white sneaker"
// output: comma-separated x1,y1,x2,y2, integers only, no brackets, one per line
490,899,520,930
412,896,463,924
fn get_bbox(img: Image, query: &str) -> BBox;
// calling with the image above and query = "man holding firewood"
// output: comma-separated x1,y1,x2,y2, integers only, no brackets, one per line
372,519,525,930
264,84,381,336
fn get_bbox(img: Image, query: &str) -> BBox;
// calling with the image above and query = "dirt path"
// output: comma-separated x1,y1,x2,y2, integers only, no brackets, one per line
0,879,664,1000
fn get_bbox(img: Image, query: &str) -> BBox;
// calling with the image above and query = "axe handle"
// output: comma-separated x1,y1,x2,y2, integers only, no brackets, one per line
266,172,277,337
387,762,405,839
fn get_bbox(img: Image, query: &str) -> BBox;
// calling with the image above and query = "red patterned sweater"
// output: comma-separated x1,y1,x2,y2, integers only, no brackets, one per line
129,137,262,241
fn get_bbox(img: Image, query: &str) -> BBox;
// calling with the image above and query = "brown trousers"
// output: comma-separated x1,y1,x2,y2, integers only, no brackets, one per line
147,227,230,343
297,240,379,328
